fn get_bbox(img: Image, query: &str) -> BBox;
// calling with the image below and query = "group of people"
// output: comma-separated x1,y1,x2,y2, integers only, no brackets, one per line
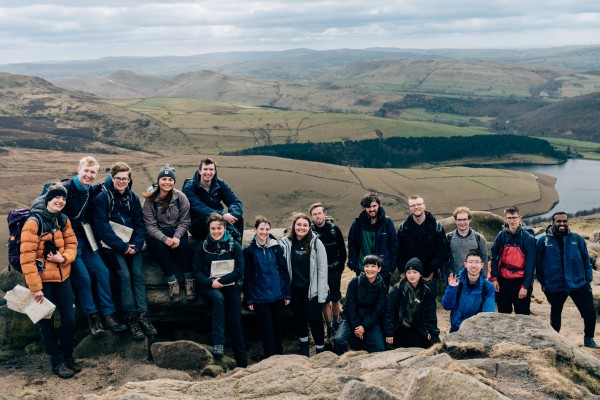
18,156,598,379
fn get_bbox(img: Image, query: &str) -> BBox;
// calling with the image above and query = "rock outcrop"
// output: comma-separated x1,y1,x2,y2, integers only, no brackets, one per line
80,313,600,400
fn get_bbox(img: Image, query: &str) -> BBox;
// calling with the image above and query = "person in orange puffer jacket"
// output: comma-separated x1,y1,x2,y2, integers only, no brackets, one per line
20,183,79,379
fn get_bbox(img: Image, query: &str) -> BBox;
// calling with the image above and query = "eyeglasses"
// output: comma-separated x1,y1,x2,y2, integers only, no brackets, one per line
465,261,482,265
113,177,130,182
506,216,520,220
409,203,424,208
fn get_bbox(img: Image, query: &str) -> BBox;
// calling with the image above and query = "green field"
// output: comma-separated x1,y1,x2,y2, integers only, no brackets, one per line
542,137,600,160
110,98,494,155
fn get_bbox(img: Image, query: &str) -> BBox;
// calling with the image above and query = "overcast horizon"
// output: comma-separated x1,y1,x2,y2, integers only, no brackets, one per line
2,1,600,64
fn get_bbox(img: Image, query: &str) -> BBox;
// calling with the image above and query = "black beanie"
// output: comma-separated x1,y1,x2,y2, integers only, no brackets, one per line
45,187,68,205
404,257,423,275
157,164,176,182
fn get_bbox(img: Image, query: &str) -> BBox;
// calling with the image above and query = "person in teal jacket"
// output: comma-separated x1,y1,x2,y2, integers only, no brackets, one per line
442,249,495,332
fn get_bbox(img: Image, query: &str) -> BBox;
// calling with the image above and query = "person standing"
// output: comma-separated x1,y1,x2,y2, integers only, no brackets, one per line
309,202,347,337
442,249,495,332
536,212,598,348
183,157,244,244
347,193,398,286
244,217,291,359
143,164,195,302
489,206,536,315
279,213,329,356
446,206,488,278
193,213,247,367
20,183,80,378
94,162,157,340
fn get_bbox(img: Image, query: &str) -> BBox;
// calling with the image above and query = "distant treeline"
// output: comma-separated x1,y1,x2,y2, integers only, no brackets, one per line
226,135,567,168
376,94,548,119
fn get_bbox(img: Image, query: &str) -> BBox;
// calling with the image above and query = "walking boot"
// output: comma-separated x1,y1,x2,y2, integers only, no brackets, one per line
138,312,158,336
584,337,599,348
168,280,180,302
102,314,127,333
87,313,105,337
298,341,310,357
185,279,196,300
127,314,145,340
211,344,224,358
52,362,75,379
64,355,81,373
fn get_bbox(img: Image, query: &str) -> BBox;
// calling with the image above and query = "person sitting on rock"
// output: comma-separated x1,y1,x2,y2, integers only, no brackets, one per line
20,183,80,378
332,255,386,355
142,164,195,302
442,249,495,332
243,217,291,359
193,213,247,367
384,257,437,349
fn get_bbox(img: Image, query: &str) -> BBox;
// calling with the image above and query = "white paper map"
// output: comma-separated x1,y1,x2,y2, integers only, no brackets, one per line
4,284,56,324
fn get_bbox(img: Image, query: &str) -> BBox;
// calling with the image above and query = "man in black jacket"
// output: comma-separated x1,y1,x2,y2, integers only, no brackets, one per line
309,202,347,337
396,195,448,341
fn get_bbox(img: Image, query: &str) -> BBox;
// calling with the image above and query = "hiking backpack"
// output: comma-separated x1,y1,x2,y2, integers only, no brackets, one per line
7,209,42,273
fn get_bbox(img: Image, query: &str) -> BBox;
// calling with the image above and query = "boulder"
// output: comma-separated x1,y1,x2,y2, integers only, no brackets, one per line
74,331,149,360
0,304,40,349
151,340,212,370
339,379,401,400
592,230,600,243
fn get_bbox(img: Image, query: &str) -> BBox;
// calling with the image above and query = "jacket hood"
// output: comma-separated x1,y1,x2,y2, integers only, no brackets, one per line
103,174,133,194
250,235,279,249
358,272,385,289
458,267,484,286
545,224,570,237
404,210,436,228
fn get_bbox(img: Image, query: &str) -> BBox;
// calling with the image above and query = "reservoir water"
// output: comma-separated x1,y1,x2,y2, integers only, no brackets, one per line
512,159,600,219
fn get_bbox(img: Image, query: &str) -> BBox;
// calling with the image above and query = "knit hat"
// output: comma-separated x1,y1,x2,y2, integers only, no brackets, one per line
404,257,423,275
157,164,176,182
45,187,68,205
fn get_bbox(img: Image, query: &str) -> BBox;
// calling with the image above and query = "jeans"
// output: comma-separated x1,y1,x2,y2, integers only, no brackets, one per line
253,300,285,358
333,319,384,354
200,285,247,366
497,277,531,315
146,234,193,281
290,285,325,346
70,239,116,315
39,278,76,367
103,251,147,315
545,283,596,338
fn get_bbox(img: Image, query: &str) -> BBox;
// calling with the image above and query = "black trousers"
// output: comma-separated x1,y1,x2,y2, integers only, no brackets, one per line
290,286,325,346
497,277,532,315
393,325,431,349
253,300,285,358
545,283,596,338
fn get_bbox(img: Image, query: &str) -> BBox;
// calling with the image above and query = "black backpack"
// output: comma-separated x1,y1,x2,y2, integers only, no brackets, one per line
455,280,488,312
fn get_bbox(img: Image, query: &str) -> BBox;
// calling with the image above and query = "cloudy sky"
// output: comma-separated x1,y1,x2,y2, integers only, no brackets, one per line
2,0,599,64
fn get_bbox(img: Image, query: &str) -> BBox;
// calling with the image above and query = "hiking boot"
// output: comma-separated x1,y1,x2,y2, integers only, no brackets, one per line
138,312,158,336
52,363,75,379
185,279,196,300
211,344,224,358
584,337,599,349
298,341,310,357
64,356,81,373
87,313,105,337
315,346,326,354
168,280,181,302
102,314,127,333
127,314,145,340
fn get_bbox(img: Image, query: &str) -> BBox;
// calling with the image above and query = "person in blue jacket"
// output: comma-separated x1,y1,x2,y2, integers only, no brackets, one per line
193,213,247,367
243,217,291,359
182,157,244,244
347,192,398,286
93,162,157,340
536,212,598,348
442,249,495,332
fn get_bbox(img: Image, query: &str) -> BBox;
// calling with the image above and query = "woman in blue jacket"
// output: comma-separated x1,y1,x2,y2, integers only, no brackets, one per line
93,162,157,340
193,213,247,367
244,217,291,359
442,249,495,332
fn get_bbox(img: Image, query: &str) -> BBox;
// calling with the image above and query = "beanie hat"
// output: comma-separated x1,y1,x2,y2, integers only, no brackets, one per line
45,187,68,205
404,257,423,275
157,164,176,182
